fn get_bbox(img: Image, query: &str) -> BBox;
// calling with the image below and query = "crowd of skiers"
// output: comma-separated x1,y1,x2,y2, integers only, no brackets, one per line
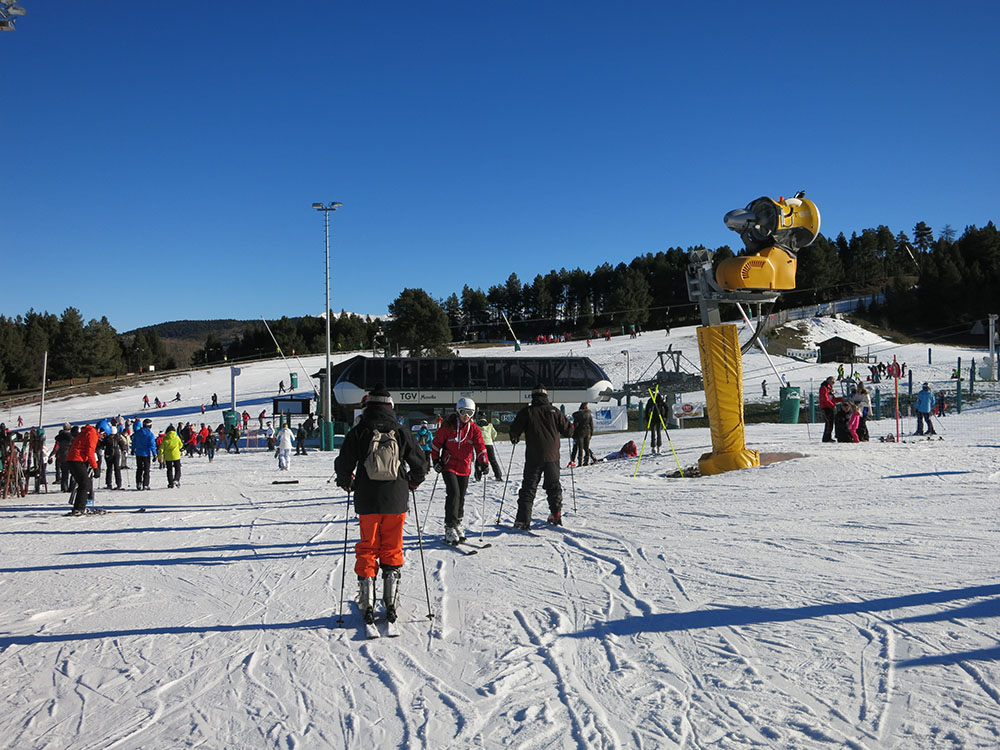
819,375,942,442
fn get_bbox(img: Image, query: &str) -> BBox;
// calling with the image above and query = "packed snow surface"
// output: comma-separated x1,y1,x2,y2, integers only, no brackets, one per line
2,320,999,749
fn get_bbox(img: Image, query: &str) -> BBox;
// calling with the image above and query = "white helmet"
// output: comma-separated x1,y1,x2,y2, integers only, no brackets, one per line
456,397,476,415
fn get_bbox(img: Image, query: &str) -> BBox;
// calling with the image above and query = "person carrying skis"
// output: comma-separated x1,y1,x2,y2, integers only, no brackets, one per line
66,423,100,515
431,398,488,544
915,382,937,436
477,417,504,481
570,403,596,466
509,385,573,529
132,418,157,490
334,385,426,625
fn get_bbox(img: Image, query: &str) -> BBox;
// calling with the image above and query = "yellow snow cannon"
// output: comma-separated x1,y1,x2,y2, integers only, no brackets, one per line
716,192,821,291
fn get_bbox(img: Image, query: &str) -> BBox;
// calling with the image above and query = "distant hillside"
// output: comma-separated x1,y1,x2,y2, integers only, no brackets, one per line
125,319,256,342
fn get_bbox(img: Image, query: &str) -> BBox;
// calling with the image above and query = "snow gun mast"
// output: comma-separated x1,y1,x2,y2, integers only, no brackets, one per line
685,193,820,477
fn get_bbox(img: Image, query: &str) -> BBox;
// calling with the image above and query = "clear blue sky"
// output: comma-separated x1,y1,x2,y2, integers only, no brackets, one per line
4,1,998,332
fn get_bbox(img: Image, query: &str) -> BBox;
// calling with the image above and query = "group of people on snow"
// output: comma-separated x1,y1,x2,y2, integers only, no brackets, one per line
333,383,573,624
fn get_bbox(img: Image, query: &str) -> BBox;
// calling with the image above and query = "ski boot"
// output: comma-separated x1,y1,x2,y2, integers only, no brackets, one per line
358,577,376,624
547,511,563,526
382,567,401,623
513,520,531,530
444,526,460,545
456,519,466,543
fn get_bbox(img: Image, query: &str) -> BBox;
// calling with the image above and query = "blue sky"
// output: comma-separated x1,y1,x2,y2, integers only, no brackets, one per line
4,2,998,332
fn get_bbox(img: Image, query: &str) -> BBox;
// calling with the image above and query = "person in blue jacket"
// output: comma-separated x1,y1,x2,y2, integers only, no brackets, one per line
131,418,157,490
915,382,936,436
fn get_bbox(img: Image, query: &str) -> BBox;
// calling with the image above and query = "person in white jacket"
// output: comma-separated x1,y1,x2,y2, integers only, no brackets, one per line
275,423,294,470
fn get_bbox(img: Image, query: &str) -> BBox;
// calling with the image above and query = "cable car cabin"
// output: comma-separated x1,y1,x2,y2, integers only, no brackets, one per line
332,356,614,407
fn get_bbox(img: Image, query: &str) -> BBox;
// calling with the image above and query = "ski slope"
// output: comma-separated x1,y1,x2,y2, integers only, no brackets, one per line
2,321,1000,749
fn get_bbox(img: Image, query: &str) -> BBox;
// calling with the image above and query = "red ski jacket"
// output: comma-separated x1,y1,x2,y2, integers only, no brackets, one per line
66,425,99,469
431,417,487,477
819,383,839,410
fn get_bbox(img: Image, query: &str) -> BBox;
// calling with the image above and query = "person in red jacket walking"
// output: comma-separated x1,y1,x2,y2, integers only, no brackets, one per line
66,423,100,514
819,376,840,443
431,397,488,545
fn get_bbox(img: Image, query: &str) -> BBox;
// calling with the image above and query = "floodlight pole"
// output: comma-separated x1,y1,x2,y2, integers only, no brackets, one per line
313,201,343,450
621,350,630,408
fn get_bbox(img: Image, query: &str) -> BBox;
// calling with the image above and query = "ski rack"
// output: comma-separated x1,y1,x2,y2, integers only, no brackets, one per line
686,248,778,352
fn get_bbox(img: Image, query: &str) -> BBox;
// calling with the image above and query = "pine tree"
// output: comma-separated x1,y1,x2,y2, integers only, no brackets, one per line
387,288,451,356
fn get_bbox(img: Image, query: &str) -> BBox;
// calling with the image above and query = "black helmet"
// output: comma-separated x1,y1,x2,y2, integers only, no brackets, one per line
142,418,152,427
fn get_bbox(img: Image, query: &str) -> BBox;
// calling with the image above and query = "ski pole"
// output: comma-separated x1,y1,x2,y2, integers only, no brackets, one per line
421,472,440,529
496,442,517,524
478,472,491,543
410,489,434,621
567,435,577,514
335,490,352,628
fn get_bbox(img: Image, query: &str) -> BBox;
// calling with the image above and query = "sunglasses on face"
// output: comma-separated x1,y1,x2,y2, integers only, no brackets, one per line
458,408,475,417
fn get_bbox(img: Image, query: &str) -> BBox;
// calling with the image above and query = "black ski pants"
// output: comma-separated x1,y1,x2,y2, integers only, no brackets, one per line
649,422,662,451
516,459,562,524
442,470,469,529
821,407,835,442
571,434,593,465
135,455,152,489
485,444,503,480
166,460,181,487
68,460,93,512
105,454,121,489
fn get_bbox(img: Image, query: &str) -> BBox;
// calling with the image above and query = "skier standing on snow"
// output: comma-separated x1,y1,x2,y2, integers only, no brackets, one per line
509,385,573,529
477,417,504,481
644,393,667,455
570,403,596,466
103,426,125,490
819,376,839,443
275,422,294,470
416,421,434,464
66,423,100,514
52,423,73,491
334,385,427,624
159,425,183,488
915,382,937,436
431,398,488,544
132,418,157,490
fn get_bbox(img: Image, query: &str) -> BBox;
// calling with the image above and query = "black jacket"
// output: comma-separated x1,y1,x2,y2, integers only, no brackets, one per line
335,404,427,515
510,393,573,463
571,408,594,437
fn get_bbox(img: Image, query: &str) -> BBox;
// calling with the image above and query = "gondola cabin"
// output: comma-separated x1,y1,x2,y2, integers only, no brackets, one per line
332,356,613,407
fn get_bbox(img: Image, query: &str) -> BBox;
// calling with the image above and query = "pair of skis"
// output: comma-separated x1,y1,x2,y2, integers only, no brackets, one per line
354,600,401,639
441,538,492,556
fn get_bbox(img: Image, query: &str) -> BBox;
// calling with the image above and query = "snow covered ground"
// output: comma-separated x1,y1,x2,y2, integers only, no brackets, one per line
2,321,1000,749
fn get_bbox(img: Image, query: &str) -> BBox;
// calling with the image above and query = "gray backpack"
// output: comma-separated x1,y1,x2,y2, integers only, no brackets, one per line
364,428,401,481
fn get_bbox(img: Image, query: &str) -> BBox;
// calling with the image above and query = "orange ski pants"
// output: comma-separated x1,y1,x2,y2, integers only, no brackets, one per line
354,513,406,578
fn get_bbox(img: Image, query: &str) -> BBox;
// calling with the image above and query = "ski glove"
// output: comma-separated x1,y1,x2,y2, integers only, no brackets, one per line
336,475,353,492
433,458,444,473
475,461,489,480
510,436,519,445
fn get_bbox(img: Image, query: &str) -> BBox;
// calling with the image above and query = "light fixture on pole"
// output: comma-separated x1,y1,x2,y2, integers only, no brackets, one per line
312,201,343,450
